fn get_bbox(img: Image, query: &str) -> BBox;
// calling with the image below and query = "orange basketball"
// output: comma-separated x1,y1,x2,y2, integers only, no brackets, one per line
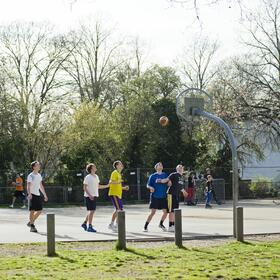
159,116,169,126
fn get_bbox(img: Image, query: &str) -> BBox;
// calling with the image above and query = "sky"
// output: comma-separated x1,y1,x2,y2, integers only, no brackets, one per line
0,0,258,66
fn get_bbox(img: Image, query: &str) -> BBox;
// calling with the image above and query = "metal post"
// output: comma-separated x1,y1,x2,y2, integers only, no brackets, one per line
236,207,244,242
174,209,182,247
117,211,126,249
193,109,239,237
47,213,55,256
136,168,141,201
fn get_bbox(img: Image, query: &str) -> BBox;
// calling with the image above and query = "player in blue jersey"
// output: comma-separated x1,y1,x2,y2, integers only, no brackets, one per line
143,162,169,232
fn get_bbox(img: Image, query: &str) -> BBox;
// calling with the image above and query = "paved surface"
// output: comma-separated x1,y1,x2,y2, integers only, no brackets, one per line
0,199,280,243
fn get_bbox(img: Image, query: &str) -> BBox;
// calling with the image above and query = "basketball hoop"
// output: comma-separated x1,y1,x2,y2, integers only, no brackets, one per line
176,88,213,134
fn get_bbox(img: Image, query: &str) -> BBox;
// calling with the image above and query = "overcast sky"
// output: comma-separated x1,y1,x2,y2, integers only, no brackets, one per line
0,0,258,65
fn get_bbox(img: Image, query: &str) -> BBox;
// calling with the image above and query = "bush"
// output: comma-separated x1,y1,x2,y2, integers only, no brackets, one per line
249,177,276,198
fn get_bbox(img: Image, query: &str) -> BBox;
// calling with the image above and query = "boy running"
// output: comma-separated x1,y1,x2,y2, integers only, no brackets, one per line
9,173,26,208
26,161,48,233
108,160,129,232
81,163,109,232
143,162,169,232
158,164,188,232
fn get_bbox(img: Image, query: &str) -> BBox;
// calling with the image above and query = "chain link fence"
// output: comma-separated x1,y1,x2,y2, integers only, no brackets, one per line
0,167,279,206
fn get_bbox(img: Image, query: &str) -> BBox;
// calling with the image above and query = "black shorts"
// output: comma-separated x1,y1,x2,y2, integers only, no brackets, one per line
85,197,97,211
29,194,43,211
149,197,167,210
14,190,25,200
167,194,179,213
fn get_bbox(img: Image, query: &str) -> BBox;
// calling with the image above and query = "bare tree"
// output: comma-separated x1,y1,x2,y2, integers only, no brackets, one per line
0,22,71,167
63,22,124,107
233,0,280,138
179,36,219,90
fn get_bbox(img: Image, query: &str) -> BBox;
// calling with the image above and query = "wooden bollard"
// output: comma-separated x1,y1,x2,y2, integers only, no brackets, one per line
47,213,56,256
117,211,126,249
175,209,182,247
236,207,244,242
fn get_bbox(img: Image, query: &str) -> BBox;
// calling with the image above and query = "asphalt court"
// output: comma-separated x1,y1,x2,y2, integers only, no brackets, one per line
0,199,280,243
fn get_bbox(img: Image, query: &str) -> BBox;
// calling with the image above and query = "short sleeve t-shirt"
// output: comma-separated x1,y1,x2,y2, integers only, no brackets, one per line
168,172,184,198
15,177,23,191
27,172,42,196
147,172,168,199
108,170,123,198
83,174,100,197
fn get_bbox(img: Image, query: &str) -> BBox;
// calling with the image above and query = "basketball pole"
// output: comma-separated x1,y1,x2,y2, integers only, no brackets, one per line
192,108,239,237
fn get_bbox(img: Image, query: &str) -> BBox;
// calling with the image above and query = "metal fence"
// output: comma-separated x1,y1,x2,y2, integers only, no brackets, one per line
0,167,226,205
1,167,279,206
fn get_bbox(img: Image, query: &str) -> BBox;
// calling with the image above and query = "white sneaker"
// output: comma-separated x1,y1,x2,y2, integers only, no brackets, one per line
9,205,14,208
108,223,118,232
143,228,148,232
168,225,175,232
21,205,26,209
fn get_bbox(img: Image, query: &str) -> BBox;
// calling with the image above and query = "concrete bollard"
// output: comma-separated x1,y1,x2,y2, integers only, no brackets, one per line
175,209,182,247
47,213,56,256
117,211,126,249
236,207,244,242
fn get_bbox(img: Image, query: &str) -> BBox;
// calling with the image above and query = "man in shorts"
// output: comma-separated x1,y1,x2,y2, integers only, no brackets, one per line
143,162,169,232
81,163,109,232
108,160,129,232
26,161,48,233
158,164,188,231
9,173,26,208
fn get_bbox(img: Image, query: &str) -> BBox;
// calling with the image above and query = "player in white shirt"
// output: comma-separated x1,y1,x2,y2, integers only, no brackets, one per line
81,163,109,232
26,161,48,233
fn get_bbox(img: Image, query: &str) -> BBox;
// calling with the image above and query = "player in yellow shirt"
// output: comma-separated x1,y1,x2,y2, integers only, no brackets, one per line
9,173,26,208
108,160,129,232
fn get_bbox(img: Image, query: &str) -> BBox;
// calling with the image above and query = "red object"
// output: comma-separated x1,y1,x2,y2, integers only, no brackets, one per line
187,188,194,202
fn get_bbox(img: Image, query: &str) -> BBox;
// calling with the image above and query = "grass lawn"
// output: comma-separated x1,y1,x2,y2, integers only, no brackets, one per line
0,240,279,280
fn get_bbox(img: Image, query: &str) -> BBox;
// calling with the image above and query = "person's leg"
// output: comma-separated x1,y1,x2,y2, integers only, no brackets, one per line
32,210,42,223
111,210,118,224
161,209,168,223
159,209,168,231
205,192,212,208
29,210,35,224
10,196,16,207
109,196,122,231
88,210,94,225
169,212,175,223
112,196,123,223
212,189,220,204
21,192,26,207
143,209,156,231
146,208,156,223
84,214,89,223
187,188,193,204
87,209,97,232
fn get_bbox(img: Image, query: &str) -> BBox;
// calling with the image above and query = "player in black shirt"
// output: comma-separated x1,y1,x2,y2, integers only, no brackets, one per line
157,164,188,231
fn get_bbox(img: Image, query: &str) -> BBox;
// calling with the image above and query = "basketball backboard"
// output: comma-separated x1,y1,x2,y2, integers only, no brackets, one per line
176,88,213,122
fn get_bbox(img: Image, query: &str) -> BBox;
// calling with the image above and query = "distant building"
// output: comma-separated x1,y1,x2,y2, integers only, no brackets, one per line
241,150,280,182
237,120,280,182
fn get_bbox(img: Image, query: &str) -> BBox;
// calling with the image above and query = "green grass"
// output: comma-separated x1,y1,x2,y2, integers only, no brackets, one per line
0,241,279,279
